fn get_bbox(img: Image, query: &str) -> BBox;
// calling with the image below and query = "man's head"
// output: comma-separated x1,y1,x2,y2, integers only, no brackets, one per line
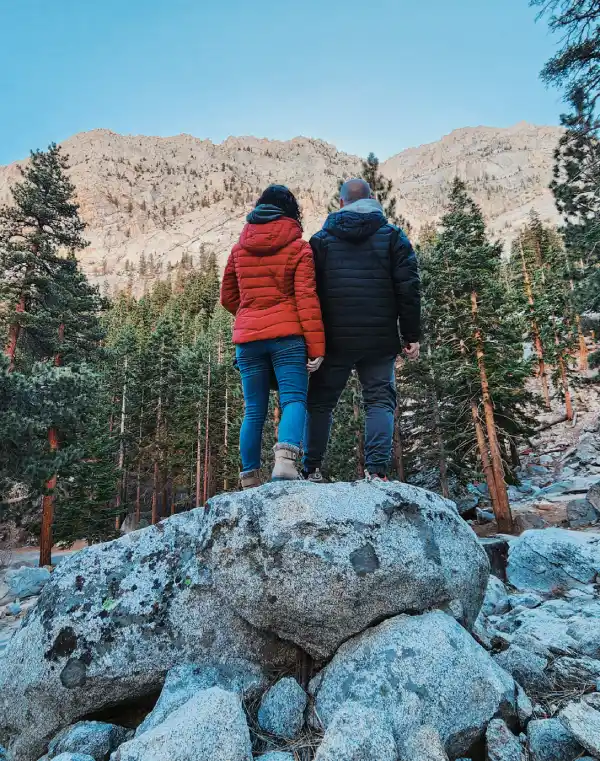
339,178,372,208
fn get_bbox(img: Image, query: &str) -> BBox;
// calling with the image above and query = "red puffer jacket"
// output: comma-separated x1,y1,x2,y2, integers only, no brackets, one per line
220,215,326,359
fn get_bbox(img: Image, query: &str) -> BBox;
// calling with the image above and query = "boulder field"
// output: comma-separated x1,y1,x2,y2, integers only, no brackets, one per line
0,480,598,761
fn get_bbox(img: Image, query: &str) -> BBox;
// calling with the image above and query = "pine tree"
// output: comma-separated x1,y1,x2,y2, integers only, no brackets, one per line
328,152,412,233
551,89,600,368
425,179,534,532
0,144,107,564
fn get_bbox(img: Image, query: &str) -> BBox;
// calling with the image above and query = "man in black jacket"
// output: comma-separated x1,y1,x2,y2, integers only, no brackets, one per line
303,178,421,481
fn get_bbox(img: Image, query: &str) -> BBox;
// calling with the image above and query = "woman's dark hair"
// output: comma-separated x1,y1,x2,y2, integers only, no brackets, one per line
256,185,303,226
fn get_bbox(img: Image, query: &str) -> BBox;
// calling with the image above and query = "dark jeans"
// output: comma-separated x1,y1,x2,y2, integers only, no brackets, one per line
304,353,397,474
236,336,308,472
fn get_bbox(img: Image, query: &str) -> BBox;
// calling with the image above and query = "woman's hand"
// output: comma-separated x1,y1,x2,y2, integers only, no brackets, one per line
307,357,324,373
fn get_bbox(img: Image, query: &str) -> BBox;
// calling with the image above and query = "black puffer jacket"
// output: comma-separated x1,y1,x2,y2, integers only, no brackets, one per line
310,201,421,355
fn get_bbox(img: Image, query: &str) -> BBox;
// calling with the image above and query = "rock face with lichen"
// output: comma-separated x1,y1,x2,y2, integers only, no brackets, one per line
0,509,297,761
203,481,490,659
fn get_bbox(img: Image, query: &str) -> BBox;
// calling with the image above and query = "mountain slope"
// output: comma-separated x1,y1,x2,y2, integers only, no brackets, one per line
0,123,562,294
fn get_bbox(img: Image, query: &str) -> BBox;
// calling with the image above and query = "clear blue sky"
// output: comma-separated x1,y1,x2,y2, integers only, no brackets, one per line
0,0,561,165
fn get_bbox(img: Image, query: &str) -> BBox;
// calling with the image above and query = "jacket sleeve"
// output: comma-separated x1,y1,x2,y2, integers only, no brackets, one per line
391,229,421,343
309,232,326,302
294,242,326,359
220,248,240,315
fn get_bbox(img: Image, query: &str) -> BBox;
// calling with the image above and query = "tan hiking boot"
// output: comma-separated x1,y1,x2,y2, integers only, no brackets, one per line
271,444,301,481
240,469,261,490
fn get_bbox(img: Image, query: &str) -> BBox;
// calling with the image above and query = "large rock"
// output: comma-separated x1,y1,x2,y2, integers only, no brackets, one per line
136,661,266,735
566,498,599,528
203,481,489,658
309,611,518,759
589,482,600,512
3,566,51,601
492,595,600,659
549,656,600,689
0,510,297,761
314,703,398,761
110,687,252,761
507,529,600,593
526,719,583,761
47,722,128,760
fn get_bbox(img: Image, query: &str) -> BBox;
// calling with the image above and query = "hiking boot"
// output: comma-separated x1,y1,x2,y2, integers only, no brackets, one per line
302,467,329,484
271,444,301,481
365,470,389,483
240,469,261,490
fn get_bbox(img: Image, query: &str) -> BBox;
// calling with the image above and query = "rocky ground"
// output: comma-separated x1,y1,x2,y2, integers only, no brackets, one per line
0,471,599,761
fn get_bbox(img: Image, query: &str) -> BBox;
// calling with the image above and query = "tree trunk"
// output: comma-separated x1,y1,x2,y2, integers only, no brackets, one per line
519,235,550,408
4,295,25,372
203,358,211,505
428,346,449,498
195,402,202,509
151,461,159,525
39,427,58,567
470,399,500,510
471,292,513,533
509,437,520,469
392,406,406,482
223,382,229,491
557,346,574,421
576,314,589,372
40,323,65,566
115,356,128,530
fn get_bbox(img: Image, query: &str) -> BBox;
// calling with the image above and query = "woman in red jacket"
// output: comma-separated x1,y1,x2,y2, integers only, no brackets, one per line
221,185,325,488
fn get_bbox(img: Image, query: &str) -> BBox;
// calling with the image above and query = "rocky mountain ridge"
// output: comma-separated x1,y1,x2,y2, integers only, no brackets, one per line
0,123,563,294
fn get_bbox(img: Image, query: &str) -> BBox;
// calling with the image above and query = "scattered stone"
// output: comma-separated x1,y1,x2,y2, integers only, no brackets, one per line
477,508,496,524
486,719,522,761
204,481,490,659
52,755,96,761
400,725,448,761
481,576,510,617
549,656,600,689
257,678,307,741
0,509,297,761
507,529,600,593
480,537,510,581
256,754,294,761
516,685,533,727
588,482,600,512
0,746,6,760
48,722,128,760
314,703,397,761
573,433,600,465
493,646,549,693
566,498,600,528
136,661,266,735
526,718,583,761
4,567,51,601
111,688,252,761
507,592,543,610
5,602,21,617
310,611,517,759
539,455,553,466
559,700,600,758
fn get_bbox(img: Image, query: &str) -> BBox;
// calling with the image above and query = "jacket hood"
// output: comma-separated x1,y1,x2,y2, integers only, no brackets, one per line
246,203,286,225
324,198,388,241
240,210,302,254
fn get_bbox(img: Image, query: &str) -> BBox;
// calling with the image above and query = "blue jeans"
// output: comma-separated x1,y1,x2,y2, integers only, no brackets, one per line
236,336,308,472
304,353,397,474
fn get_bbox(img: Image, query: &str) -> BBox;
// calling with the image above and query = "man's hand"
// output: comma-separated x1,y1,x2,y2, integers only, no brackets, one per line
307,357,324,373
403,342,420,361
